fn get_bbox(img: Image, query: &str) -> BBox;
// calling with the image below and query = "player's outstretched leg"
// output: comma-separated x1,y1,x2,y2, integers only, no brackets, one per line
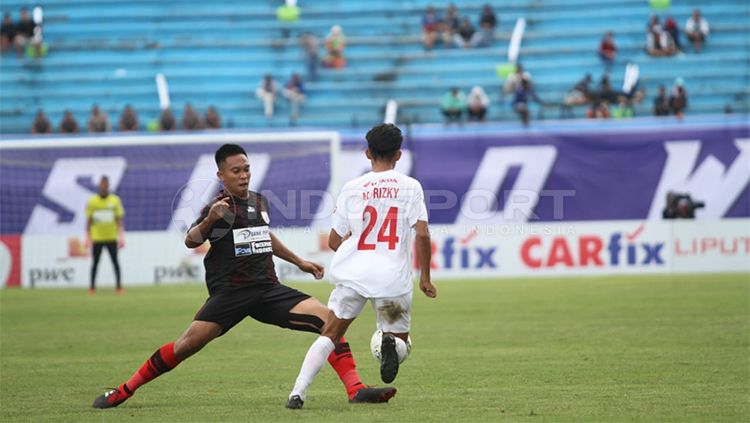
287,298,396,407
380,333,399,384
322,336,398,404
93,342,182,409
328,336,397,402
287,336,335,409
286,395,304,409
92,321,220,409
349,386,397,404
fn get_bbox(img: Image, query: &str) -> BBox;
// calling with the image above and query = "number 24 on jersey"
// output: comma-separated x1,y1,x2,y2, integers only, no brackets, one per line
358,206,400,250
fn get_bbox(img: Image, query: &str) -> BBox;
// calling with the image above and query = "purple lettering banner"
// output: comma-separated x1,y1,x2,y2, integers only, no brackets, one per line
1,121,748,235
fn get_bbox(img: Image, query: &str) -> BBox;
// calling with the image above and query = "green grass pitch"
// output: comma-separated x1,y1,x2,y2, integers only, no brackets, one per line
1,274,748,422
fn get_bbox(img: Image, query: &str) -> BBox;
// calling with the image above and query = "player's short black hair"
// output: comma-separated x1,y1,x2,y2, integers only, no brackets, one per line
366,123,403,161
215,144,247,168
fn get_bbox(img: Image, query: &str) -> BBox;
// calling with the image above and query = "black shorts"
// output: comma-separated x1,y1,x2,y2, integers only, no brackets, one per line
194,283,311,335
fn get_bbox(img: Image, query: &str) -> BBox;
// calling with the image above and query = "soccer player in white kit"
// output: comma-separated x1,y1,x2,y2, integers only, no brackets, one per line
286,123,437,409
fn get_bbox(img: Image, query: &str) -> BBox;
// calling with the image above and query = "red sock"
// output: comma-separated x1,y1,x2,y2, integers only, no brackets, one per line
327,337,365,400
121,342,182,395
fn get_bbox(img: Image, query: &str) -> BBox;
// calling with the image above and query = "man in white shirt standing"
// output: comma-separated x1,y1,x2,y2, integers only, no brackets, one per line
685,9,709,53
286,123,437,409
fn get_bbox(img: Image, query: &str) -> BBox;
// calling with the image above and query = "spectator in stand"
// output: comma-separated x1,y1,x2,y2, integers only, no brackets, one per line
204,106,221,129
685,9,709,53
503,63,531,96
440,3,461,46
622,78,646,110
646,24,677,57
181,103,202,130
13,7,35,57
323,25,346,69
564,74,593,106
59,110,79,133
453,18,475,49
647,15,659,31
441,87,466,124
587,100,610,119
300,33,319,81
664,16,681,51
598,31,616,72
470,4,496,48
87,105,111,133
597,75,619,105
119,105,139,131
467,85,489,121
422,6,441,50
1,13,15,52
669,78,688,119
653,85,671,116
31,109,51,134
512,79,541,126
159,107,176,131
282,73,305,125
256,74,277,119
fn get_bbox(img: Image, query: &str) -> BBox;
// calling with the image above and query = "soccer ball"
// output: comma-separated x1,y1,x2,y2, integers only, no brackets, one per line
370,329,411,364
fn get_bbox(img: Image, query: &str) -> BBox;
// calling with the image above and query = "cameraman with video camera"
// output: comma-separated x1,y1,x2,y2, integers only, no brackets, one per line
662,191,705,219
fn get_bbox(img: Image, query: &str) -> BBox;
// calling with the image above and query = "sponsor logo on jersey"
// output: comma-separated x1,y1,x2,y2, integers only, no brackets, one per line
235,245,253,256
251,240,273,254
233,226,271,256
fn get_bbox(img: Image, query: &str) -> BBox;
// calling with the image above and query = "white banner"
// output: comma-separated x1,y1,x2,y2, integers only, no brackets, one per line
14,219,750,288
273,219,750,279
423,219,750,277
21,231,206,288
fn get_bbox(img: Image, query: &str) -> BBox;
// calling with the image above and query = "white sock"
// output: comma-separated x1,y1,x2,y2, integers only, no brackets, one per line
289,336,335,400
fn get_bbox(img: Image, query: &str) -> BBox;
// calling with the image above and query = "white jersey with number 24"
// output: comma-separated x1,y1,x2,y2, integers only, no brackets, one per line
330,169,428,298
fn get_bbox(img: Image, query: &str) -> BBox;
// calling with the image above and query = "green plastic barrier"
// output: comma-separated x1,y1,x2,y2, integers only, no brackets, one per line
496,63,516,79
25,43,48,58
147,120,160,132
649,0,671,10
277,5,300,22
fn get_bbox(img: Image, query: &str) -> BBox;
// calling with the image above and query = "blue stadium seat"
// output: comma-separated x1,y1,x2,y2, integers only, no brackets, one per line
0,0,747,134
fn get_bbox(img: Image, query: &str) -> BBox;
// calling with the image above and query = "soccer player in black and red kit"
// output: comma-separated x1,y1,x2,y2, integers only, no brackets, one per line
92,144,396,409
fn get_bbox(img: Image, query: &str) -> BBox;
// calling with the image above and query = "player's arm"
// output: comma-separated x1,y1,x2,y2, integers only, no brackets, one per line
329,189,352,252
270,232,324,279
414,220,437,298
116,216,125,248
85,199,93,248
328,229,352,252
115,197,125,248
85,217,93,248
185,197,229,248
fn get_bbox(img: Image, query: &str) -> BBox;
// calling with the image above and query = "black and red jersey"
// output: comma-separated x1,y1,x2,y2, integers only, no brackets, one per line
191,190,279,294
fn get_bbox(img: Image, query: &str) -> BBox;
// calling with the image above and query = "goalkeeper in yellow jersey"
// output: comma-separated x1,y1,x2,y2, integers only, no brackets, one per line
85,176,125,294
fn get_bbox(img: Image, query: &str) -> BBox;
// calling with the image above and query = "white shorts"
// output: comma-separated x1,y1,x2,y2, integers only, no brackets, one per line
327,285,412,333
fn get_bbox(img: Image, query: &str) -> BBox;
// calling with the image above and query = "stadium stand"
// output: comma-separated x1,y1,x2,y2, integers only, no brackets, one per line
0,0,748,134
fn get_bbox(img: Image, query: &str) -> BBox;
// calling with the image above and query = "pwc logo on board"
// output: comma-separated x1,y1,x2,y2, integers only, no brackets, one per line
520,224,665,269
